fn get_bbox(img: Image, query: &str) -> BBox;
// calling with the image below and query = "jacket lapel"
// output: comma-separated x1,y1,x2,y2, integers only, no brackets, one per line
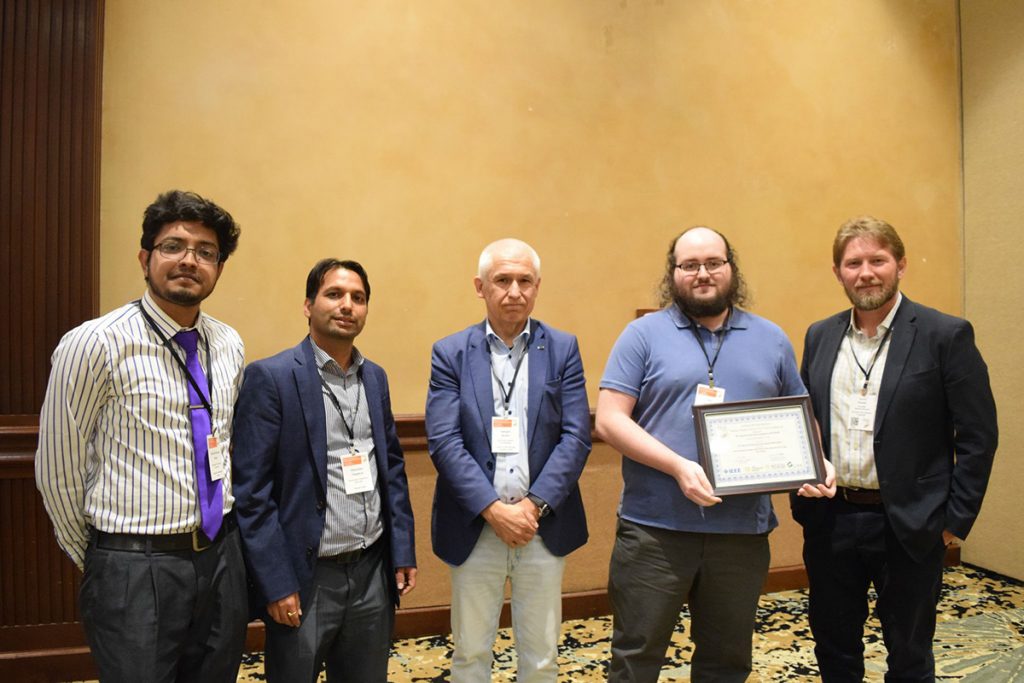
361,365,390,502
874,299,916,435
526,321,547,448
817,314,849,453
294,337,329,493
469,324,494,449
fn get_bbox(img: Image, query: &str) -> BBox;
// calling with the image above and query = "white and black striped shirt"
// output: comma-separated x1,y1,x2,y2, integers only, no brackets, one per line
311,341,383,556
35,290,244,569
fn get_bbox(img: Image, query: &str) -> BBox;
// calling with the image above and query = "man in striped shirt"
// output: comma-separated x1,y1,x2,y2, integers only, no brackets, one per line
35,190,248,682
232,258,416,682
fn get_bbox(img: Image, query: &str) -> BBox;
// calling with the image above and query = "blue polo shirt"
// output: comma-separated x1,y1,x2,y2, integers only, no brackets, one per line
600,305,806,534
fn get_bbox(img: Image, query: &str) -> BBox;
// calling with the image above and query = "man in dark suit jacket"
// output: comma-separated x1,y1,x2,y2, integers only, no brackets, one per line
793,216,998,682
426,238,591,682
233,258,416,682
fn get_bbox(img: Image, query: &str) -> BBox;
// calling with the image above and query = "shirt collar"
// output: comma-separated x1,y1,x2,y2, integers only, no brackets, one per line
485,319,532,354
140,289,206,338
848,292,903,339
668,304,748,331
310,337,364,377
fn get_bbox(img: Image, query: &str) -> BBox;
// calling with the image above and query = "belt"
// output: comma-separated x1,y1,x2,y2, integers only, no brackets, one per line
93,511,237,553
838,486,883,506
319,538,382,565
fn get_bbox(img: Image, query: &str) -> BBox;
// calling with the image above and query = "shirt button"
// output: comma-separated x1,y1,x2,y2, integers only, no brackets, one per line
486,461,494,471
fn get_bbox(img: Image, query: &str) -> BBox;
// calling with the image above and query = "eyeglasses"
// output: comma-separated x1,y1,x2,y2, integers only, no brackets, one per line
152,240,221,265
675,258,729,274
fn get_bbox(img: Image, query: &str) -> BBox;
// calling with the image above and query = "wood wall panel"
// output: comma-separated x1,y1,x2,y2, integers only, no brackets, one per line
0,476,82,627
0,432,82,631
0,2,102,674
0,0,103,417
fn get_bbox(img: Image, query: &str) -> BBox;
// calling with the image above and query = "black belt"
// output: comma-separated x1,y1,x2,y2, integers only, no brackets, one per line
838,486,883,506
93,511,237,553
319,537,382,565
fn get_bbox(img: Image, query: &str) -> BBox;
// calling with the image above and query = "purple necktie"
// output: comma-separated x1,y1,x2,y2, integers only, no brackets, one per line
173,329,223,540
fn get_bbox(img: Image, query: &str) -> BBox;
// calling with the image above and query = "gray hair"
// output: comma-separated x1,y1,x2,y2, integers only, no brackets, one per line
477,238,541,279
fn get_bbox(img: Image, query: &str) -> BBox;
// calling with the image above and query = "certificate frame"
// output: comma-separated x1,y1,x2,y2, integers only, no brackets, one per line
692,395,826,496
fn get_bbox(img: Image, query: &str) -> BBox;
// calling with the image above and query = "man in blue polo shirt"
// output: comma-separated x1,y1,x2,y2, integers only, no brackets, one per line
595,226,835,682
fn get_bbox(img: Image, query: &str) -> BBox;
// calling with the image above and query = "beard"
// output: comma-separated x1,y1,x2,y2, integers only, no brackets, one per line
147,273,209,307
673,277,737,319
843,279,899,311
161,287,205,306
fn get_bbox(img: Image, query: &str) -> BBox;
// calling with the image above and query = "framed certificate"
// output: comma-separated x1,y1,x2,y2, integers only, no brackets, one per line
692,395,826,496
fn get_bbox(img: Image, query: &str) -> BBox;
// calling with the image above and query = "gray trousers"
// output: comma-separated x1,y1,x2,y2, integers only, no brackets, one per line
265,540,394,682
607,518,771,683
79,527,249,683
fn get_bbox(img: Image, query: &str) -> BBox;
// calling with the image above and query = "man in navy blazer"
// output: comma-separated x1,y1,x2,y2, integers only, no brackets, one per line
233,258,416,682
426,238,591,682
793,217,997,682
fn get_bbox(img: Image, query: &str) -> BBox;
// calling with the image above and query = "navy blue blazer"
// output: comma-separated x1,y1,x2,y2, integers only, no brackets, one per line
791,297,998,562
425,320,591,566
232,337,416,619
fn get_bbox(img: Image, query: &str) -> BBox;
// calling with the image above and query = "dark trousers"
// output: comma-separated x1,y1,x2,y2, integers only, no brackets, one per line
608,518,771,683
803,498,945,682
265,540,394,683
79,527,249,683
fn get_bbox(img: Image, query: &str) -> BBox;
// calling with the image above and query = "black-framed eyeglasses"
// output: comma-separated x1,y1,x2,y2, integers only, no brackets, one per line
675,258,729,274
152,240,221,265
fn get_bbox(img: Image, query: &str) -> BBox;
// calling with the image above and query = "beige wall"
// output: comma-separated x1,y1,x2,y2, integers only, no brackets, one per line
960,1,1024,580
99,1,965,606
101,0,963,408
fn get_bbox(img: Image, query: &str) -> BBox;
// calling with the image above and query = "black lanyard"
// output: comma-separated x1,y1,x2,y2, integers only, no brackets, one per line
319,368,370,529
489,337,529,415
137,301,214,416
319,371,363,451
686,312,730,388
849,325,894,396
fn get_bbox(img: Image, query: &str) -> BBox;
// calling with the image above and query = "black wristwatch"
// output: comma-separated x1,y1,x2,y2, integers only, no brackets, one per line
527,493,551,518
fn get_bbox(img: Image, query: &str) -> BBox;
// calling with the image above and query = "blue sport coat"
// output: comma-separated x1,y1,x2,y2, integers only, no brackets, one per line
232,336,416,619
425,320,591,566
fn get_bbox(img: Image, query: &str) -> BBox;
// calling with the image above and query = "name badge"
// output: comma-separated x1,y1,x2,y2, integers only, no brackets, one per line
849,393,876,432
206,434,225,481
693,383,726,406
491,416,521,453
342,452,374,494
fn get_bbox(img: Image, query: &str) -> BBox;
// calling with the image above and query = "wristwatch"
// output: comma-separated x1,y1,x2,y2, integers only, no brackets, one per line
527,493,551,518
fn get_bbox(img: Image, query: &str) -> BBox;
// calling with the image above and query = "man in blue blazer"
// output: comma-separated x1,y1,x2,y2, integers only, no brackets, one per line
426,238,591,683
793,217,998,682
233,259,416,682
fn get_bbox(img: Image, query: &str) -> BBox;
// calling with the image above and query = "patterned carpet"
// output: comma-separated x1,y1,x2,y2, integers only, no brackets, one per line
231,564,1024,681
